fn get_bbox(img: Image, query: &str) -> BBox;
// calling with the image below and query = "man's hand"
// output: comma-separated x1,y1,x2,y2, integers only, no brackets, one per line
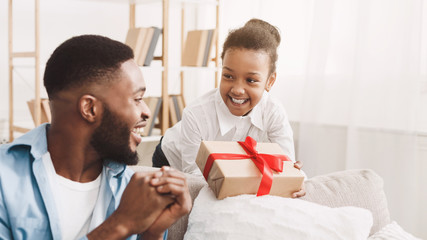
87,171,175,240
292,161,306,198
143,167,192,240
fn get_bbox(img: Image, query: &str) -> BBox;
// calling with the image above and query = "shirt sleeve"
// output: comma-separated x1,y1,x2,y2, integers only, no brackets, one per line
179,109,203,175
266,102,296,163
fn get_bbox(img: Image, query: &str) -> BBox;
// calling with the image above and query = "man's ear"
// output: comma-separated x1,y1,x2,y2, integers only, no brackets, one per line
265,72,276,92
78,95,101,123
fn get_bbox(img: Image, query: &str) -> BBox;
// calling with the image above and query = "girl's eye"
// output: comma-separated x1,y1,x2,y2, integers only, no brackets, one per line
135,97,143,103
222,74,233,80
247,78,257,83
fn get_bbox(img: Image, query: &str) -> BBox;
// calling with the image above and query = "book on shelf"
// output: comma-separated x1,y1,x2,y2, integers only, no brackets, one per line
125,27,145,61
176,94,185,116
182,29,216,67
142,97,162,136
182,30,209,67
137,27,154,66
169,96,178,126
27,98,51,125
173,95,181,121
125,27,162,67
170,95,184,123
202,29,217,66
170,95,180,121
144,27,161,66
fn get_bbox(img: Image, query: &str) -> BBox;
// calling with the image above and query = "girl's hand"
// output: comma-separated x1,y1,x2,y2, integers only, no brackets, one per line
292,161,306,198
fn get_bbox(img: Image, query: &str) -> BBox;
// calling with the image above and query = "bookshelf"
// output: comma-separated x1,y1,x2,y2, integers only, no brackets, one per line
8,0,41,142
180,0,220,89
7,0,220,141
129,0,220,136
130,0,170,135
178,0,220,131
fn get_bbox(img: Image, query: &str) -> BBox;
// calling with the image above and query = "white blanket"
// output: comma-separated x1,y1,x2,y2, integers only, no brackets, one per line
184,186,373,240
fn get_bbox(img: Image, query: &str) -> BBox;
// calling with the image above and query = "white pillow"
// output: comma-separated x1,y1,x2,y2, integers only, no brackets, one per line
184,186,373,240
368,221,421,240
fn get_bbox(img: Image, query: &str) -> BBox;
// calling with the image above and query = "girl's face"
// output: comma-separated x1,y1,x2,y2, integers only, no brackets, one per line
220,48,276,116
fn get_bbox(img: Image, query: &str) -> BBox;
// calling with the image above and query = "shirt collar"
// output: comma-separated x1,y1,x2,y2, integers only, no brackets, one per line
7,123,49,160
7,123,127,177
214,90,266,136
103,159,127,178
248,91,265,131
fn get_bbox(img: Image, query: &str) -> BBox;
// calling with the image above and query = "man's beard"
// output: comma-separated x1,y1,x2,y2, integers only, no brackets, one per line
90,105,139,165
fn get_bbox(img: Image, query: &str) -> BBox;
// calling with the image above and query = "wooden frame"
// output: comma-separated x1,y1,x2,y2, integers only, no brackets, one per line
215,0,220,87
161,0,170,134
8,0,40,141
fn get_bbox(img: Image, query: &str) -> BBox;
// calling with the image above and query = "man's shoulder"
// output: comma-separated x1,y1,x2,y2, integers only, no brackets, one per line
0,141,35,206
122,166,135,181
2,124,49,153
0,141,31,165
0,124,49,171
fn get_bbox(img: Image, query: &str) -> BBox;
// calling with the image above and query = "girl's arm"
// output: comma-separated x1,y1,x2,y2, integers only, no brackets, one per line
267,103,296,163
179,109,203,175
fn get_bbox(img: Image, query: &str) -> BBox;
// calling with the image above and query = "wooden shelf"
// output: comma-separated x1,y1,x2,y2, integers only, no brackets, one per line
11,52,36,58
8,0,41,141
12,126,32,133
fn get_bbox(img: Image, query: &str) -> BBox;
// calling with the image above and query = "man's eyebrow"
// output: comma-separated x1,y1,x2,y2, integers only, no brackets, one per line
134,87,146,94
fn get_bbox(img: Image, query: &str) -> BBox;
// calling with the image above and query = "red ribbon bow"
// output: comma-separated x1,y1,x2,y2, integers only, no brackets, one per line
203,136,291,196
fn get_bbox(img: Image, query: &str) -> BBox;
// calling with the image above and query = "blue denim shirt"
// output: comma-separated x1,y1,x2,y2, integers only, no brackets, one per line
0,124,166,240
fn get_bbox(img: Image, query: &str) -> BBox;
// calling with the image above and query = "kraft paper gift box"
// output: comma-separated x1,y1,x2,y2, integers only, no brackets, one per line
196,137,304,200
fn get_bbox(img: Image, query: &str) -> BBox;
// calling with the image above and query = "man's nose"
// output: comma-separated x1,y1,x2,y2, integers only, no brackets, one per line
140,100,151,121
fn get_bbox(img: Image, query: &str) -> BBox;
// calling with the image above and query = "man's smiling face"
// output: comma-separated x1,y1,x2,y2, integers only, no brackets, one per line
90,60,150,165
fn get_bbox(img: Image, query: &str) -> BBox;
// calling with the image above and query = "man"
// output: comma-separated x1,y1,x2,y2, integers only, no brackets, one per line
0,35,191,240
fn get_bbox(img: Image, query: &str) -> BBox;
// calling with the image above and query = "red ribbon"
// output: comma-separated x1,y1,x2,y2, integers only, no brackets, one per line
202,136,291,196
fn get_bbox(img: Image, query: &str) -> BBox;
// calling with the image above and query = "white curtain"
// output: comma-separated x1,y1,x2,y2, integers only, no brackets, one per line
295,0,425,237
214,0,427,238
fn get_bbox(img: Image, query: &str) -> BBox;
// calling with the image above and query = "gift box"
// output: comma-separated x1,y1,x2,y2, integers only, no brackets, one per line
196,136,304,200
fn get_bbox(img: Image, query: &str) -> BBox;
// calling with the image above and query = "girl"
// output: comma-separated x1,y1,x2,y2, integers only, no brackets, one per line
153,19,304,197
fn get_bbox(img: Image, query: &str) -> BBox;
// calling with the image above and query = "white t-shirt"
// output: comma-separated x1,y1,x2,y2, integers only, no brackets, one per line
42,153,102,240
162,88,295,175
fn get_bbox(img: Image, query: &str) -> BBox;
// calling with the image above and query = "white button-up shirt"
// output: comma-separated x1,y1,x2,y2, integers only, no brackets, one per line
162,88,295,175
